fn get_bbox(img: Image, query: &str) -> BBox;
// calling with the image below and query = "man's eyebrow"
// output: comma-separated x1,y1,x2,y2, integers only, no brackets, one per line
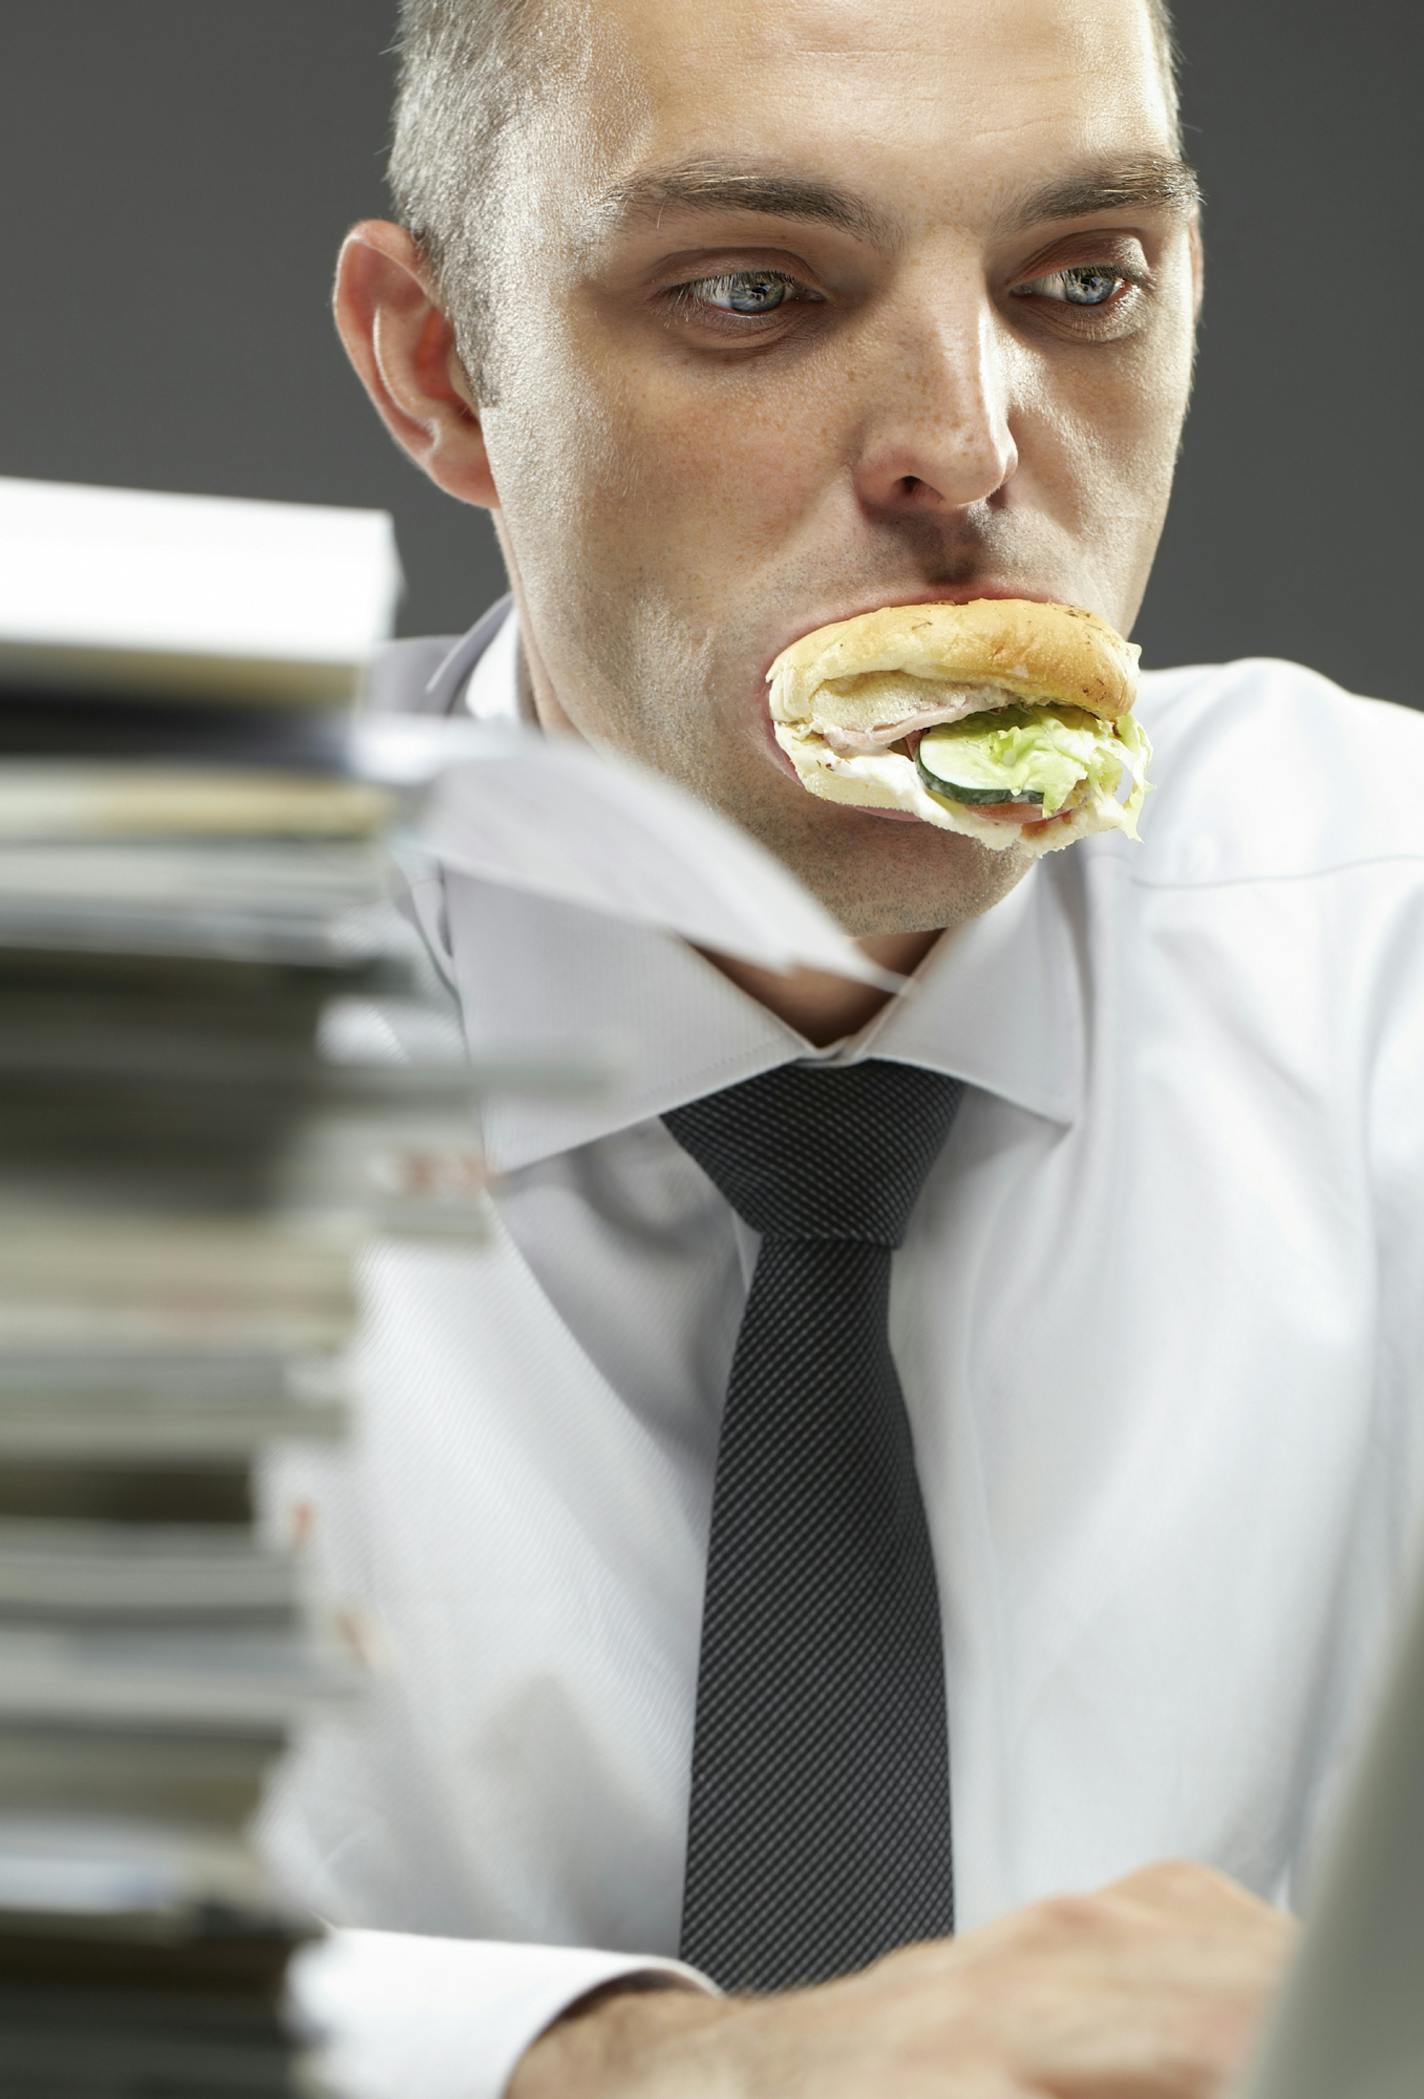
578,158,900,253
576,150,1203,257
1013,153,1204,230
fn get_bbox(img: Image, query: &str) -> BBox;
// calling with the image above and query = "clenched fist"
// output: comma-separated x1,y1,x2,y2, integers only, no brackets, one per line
506,1859,1296,2099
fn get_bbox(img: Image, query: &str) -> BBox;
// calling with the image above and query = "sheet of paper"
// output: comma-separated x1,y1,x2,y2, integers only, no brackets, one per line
412,724,906,991
0,478,402,699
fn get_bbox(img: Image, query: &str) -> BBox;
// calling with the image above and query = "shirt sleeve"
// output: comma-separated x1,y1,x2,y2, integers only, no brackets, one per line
252,1432,721,2099
287,1927,719,2099
1368,859,1424,1578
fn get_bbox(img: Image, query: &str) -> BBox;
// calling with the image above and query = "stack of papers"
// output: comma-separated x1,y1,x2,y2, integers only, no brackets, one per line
0,479,607,2097
0,476,906,2096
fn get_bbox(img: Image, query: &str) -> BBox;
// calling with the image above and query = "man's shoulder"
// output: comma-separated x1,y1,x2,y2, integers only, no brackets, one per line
1116,654,1424,887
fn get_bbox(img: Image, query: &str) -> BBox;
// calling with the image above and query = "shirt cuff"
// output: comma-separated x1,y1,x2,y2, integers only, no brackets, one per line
288,1927,721,2099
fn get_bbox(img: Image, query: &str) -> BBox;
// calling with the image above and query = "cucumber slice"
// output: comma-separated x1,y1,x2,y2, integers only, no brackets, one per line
915,742,1046,806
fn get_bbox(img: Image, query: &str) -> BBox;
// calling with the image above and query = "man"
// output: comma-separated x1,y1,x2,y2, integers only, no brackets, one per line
259,0,1424,2093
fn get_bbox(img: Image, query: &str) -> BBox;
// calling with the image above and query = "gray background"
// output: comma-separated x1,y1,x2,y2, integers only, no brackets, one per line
4,1,1418,703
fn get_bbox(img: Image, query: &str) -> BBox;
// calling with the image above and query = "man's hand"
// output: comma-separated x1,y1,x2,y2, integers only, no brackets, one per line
505,1859,1297,2098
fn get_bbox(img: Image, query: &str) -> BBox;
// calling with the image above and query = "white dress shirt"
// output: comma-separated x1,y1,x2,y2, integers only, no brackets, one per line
259,600,1424,2099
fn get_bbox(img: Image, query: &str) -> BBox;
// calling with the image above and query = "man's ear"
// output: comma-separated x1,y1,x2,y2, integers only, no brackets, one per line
333,219,498,510
1189,214,1205,328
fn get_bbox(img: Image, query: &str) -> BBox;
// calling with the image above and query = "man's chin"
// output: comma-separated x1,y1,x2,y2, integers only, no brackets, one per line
721,796,1031,942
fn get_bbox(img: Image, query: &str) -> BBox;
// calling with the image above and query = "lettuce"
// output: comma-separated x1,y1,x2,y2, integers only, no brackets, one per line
918,702,1155,833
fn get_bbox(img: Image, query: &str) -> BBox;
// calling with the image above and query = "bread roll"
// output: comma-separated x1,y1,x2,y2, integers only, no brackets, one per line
766,598,1152,857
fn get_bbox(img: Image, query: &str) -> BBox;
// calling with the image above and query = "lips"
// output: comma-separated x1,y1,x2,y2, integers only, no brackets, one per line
764,713,804,785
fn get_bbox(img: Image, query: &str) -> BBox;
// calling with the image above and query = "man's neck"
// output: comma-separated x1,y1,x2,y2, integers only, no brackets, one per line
511,614,943,1044
695,929,943,1048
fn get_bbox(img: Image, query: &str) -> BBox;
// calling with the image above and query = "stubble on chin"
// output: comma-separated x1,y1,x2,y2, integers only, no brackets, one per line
707,764,1037,941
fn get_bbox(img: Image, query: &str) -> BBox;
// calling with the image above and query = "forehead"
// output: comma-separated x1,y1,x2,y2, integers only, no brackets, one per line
529,0,1174,236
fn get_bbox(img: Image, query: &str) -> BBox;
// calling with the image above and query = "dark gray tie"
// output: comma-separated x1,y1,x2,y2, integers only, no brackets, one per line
663,1057,966,1992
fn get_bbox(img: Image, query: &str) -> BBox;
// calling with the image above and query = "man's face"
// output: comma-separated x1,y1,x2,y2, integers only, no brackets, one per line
469,0,1201,936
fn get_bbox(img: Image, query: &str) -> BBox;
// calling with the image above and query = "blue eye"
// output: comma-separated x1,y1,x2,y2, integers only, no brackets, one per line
666,269,806,320
1048,265,1124,306
715,271,790,313
1020,262,1146,311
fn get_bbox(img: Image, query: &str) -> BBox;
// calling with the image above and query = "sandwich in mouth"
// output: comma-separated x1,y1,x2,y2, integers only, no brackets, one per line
766,597,1153,857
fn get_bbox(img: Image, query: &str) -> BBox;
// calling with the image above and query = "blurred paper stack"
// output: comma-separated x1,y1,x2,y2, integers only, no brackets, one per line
0,478,589,2095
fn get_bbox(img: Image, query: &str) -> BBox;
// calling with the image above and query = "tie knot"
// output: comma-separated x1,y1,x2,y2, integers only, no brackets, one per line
663,1058,966,1247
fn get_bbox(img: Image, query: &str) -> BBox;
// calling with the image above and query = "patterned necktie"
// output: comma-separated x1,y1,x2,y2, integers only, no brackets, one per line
662,1056,967,1992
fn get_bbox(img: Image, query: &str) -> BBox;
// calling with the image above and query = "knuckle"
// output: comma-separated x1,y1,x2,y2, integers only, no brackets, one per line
1026,1890,1115,1939
1157,1855,1217,1894
1115,1855,1224,1902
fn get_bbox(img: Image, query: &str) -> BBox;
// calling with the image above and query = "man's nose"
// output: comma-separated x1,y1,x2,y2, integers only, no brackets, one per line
852,293,1020,518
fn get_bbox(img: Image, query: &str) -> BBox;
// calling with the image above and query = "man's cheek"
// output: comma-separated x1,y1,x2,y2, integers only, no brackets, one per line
618,397,827,555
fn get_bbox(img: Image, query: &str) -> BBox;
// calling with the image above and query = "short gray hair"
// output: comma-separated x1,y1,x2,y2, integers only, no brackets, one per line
388,0,1185,406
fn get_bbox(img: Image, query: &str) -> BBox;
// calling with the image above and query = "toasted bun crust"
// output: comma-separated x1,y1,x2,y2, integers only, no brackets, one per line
768,597,1141,729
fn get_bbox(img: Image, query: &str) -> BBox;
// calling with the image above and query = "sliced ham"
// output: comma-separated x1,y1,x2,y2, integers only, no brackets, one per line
817,684,1022,758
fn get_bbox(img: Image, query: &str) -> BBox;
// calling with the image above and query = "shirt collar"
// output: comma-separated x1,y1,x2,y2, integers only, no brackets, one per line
446,599,1085,1171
